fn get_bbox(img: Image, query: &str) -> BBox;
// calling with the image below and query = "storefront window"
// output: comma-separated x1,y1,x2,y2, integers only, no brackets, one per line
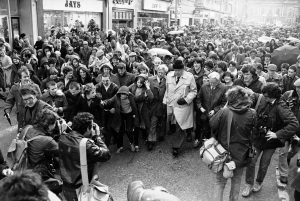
0,15,9,42
112,8,134,31
137,12,168,28
43,10,102,35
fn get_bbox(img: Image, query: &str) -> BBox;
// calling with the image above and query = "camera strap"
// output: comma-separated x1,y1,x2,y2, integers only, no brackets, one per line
227,109,233,153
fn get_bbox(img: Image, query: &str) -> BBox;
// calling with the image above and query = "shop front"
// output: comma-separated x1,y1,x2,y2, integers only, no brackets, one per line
112,0,135,30
137,0,170,28
0,0,20,43
42,0,104,35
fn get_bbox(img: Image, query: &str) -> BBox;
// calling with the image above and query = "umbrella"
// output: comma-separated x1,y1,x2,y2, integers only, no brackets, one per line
287,37,300,43
271,45,300,67
148,48,173,56
258,36,273,43
168,30,184,35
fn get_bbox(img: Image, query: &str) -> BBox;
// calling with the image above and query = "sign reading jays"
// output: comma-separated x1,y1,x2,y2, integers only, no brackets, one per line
65,0,81,8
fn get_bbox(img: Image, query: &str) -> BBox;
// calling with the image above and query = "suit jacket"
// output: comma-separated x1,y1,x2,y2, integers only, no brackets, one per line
149,75,166,117
196,82,227,113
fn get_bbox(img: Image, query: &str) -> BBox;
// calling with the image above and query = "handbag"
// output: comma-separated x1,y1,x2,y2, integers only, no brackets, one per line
200,109,233,173
78,138,113,201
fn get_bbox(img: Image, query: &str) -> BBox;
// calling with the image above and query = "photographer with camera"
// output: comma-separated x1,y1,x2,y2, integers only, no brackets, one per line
58,112,111,201
24,108,66,194
242,83,299,197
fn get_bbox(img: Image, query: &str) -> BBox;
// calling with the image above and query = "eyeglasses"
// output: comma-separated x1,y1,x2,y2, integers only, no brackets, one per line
23,97,34,102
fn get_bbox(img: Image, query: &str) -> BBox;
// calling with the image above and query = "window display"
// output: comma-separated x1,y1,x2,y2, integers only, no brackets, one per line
43,11,102,34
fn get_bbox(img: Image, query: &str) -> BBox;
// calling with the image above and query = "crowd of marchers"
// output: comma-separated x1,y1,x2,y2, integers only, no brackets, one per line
0,24,300,201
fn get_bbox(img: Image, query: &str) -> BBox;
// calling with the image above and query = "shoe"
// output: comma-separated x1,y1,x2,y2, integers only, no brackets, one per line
252,182,262,192
241,184,253,197
280,176,288,185
130,144,135,152
193,139,200,148
172,148,179,158
116,147,124,153
135,146,140,152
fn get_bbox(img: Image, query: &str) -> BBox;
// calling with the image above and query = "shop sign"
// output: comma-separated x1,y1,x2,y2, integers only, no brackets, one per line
143,0,170,12
43,0,103,12
113,0,133,5
113,0,135,9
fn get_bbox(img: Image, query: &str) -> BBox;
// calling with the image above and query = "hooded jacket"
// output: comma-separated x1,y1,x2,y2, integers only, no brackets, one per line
103,86,138,133
210,97,256,168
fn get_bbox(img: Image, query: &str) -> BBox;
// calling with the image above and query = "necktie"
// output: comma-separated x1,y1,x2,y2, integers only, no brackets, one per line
176,77,180,84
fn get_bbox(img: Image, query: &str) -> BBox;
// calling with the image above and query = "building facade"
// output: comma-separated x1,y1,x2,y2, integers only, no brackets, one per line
244,0,300,26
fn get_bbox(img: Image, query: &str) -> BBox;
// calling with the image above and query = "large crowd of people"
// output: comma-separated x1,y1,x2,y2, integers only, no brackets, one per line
0,23,300,201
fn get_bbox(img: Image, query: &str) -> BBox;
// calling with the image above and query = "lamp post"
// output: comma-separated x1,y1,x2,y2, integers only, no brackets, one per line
7,0,12,47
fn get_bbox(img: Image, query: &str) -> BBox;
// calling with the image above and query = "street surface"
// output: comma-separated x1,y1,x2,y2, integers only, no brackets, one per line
0,99,295,201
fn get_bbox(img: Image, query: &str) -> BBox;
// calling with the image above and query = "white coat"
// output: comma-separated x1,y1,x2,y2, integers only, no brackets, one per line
163,71,197,130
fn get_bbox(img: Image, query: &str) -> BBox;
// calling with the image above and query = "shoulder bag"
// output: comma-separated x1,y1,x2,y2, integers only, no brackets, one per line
199,109,233,173
78,138,113,201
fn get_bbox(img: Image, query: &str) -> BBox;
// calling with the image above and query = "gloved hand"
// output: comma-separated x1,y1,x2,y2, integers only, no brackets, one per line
177,98,187,105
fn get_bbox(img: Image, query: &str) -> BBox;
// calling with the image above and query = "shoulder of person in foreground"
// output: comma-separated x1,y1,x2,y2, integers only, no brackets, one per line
0,170,60,201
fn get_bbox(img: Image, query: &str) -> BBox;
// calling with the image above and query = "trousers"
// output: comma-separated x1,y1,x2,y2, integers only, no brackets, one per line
245,147,276,185
278,141,289,177
214,167,244,201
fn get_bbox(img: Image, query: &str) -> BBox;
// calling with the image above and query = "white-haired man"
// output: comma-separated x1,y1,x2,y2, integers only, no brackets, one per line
195,72,227,146
148,64,168,151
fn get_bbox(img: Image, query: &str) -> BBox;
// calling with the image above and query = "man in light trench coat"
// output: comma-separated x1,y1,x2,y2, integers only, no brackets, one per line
163,59,197,157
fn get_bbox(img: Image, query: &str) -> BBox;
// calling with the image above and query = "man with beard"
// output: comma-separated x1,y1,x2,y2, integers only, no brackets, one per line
4,68,42,129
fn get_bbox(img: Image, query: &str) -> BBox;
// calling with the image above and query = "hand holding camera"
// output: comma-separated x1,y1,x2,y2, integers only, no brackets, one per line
91,122,100,137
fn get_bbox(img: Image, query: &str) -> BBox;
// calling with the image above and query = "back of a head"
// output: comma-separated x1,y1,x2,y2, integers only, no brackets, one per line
0,170,49,201
127,181,181,201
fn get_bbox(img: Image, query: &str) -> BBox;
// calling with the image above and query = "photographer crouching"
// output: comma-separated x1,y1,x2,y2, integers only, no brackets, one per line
24,108,67,194
59,112,111,201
